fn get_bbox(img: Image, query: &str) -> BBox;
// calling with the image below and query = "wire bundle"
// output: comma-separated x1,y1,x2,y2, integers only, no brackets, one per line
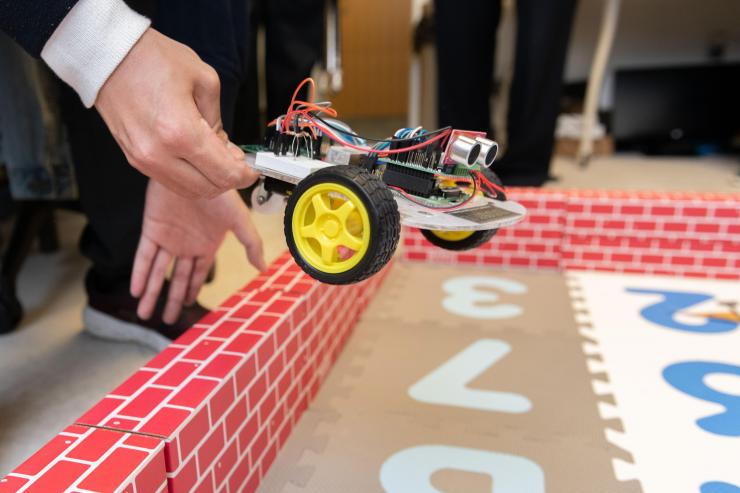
270,78,453,156
268,77,506,210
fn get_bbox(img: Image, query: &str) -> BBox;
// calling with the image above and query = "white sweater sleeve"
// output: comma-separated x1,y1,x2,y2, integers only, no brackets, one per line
40,0,151,108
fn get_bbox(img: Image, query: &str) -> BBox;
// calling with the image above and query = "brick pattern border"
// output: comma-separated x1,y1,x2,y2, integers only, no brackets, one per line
2,252,391,493
0,426,166,493
402,188,739,280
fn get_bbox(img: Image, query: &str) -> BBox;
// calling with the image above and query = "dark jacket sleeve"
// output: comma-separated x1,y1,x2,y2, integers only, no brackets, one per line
0,0,80,56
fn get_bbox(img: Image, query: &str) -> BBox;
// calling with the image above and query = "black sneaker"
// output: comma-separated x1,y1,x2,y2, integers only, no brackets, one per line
83,281,208,351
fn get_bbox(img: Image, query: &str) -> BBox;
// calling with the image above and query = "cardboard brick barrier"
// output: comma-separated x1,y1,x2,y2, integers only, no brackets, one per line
402,189,739,280
2,252,391,493
0,426,166,493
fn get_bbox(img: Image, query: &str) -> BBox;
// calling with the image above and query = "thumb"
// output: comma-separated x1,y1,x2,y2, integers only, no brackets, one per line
193,65,223,131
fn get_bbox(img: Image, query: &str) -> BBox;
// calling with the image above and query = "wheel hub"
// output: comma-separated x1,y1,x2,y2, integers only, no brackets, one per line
320,216,341,238
291,182,373,275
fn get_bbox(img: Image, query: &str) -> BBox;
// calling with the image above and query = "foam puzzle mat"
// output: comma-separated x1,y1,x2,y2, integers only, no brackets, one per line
258,263,739,493
1,188,737,493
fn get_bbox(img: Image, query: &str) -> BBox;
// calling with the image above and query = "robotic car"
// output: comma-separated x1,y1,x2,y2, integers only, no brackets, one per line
243,78,526,285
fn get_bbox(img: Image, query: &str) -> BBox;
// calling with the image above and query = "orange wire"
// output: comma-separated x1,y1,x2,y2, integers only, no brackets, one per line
276,77,454,160
282,78,318,132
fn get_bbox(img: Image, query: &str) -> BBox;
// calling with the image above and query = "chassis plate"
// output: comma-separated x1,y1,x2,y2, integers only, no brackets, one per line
245,152,526,231
395,194,526,231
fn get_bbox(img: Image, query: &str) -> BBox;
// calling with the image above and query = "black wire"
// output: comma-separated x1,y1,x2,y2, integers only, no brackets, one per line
312,115,452,144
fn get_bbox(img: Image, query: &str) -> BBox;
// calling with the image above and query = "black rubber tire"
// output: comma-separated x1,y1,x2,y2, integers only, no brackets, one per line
483,169,506,200
421,228,498,251
284,165,400,284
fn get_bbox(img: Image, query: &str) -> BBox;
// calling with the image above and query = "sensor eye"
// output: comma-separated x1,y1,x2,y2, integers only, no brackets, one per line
450,136,481,168
475,137,499,168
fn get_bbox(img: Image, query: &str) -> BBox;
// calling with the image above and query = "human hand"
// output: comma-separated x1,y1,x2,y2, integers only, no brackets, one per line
95,28,256,198
131,180,267,324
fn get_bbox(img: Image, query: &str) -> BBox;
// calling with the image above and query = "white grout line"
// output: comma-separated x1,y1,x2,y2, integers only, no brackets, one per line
163,285,333,476
183,285,357,488
22,267,379,492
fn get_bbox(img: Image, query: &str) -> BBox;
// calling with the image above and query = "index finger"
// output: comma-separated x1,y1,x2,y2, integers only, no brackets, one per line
233,207,267,272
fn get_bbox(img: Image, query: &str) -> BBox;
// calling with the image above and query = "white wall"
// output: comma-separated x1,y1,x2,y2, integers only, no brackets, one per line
566,0,740,80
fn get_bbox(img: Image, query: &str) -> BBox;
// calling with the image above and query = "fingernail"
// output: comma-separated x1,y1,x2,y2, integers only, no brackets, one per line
227,142,245,160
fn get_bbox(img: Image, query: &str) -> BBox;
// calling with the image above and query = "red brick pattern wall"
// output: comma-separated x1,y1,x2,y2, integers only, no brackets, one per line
2,252,391,493
0,426,166,493
402,189,739,280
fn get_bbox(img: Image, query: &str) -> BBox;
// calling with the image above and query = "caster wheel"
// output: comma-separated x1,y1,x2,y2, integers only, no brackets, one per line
251,181,285,215
285,165,400,284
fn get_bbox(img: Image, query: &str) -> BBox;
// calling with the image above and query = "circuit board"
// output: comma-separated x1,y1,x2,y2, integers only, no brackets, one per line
243,77,525,234
246,151,526,231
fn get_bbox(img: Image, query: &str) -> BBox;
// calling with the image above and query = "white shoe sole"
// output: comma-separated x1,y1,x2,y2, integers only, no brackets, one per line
84,306,171,352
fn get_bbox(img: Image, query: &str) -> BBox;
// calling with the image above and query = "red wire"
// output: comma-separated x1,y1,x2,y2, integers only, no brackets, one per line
474,170,506,196
277,77,452,156
276,79,505,203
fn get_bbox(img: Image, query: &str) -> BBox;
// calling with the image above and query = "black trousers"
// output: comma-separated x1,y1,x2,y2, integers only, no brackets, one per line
434,0,578,186
58,0,251,297
232,0,324,144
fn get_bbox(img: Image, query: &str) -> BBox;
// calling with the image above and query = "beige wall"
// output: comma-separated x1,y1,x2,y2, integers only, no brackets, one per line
566,0,740,81
335,0,740,117
333,0,411,118
564,0,740,109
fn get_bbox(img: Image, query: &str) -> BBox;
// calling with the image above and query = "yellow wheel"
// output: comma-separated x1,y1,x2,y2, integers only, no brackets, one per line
421,228,498,251
428,230,475,242
285,166,400,284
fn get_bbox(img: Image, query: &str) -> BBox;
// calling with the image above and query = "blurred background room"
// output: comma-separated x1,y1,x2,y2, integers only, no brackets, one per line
321,0,740,190
0,0,738,489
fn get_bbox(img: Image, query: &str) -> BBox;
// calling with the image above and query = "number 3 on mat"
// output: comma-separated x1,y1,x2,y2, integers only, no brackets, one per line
442,276,527,319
